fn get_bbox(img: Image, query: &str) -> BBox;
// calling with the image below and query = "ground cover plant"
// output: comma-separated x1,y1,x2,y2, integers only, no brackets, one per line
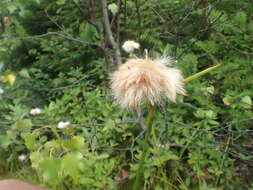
0,0,252,189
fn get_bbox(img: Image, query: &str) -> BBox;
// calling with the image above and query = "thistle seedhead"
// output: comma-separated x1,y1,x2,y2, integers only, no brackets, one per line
122,40,140,53
110,58,185,109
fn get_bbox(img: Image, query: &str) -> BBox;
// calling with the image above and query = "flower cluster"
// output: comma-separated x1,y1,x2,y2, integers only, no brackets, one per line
110,57,185,108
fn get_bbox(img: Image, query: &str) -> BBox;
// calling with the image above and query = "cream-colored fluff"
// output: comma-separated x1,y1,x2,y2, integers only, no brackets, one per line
110,58,185,108
122,40,140,53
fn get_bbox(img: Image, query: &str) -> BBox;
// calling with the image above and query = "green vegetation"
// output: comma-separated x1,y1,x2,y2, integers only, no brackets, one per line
0,0,252,189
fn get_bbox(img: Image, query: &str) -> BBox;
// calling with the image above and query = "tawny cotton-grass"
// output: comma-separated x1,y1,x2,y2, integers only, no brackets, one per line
110,58,185,109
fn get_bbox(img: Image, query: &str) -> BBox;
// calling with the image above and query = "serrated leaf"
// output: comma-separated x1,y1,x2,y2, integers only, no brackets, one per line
22,133,38,150
30,152,44,169
61,153,83,182
40,158,62,185
13,119,32,132
63,136,85,151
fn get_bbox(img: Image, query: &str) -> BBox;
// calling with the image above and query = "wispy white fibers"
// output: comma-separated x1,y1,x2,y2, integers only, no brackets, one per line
110,57,185,109
122,40,140,53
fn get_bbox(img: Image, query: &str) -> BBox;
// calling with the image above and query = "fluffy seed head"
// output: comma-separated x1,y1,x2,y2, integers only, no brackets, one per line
122,40,140,53
110,58,185,109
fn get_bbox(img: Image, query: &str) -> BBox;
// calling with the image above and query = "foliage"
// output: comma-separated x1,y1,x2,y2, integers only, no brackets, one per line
0,0,252,189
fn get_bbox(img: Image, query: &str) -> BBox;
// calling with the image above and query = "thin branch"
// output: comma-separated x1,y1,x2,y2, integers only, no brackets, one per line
2,32,101,48
100,0,122,65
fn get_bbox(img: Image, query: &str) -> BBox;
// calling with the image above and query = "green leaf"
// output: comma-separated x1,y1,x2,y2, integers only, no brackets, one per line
241,96,252,105
63,136,85,151
0,135,12,149
7,5,18,14
30,151,46,169
56,0,66,5
103,119,114,131
19,69,30,78
61,153,84,182
194,109,205,118
44,140,61,151
235,12,247,25
13,119,32,132
40,158,62,185
79,23,98,42
22,133,38,151
223,96,233,106
206,86,215,94
79,177,94,185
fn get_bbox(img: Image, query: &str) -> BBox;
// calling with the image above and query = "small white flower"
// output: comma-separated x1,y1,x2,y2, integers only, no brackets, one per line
30,108,42,115
0,87,4,95
122,40,140,53
18,154,26,161
57,121,70,129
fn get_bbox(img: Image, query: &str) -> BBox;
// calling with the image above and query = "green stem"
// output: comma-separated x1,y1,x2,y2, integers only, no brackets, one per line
183,64,221,84
132,60,222,189
215,136,230,186
179,125,202,159
133,105,157,190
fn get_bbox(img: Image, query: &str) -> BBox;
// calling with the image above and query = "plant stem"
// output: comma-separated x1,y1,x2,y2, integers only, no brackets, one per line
133,105,157,190
132,61,222,189
215,136,230,186
183,64,221,83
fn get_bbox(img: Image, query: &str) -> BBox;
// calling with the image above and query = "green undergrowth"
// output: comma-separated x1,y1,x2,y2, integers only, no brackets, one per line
0,0,252,189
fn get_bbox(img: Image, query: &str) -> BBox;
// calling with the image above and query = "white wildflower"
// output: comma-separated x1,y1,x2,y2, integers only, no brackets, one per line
18,154,26,161
0,87,4,95
122,40,140,53
57,121,70,129
30,108,42,115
